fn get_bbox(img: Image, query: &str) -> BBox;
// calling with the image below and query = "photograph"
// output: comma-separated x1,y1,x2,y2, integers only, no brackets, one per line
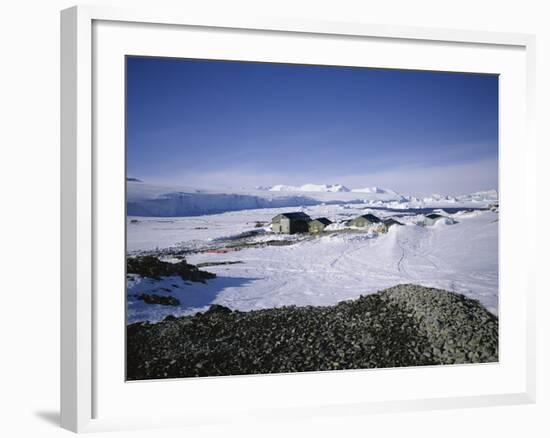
125,56,499,380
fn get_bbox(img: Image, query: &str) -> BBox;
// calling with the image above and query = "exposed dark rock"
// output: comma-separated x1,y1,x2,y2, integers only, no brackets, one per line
137,294,180,306
127,256,216,282
127,284,498,380
205,304,233,315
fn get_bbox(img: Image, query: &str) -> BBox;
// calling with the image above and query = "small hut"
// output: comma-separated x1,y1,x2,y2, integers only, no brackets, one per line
347,213,382,227
308,217,332,233
272,212,311,234
383,218,403,228
424,213,445,226
377,218,403,233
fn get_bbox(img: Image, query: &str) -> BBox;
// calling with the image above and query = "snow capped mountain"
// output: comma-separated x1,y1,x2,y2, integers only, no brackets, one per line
269,183,350,193
266,183,404,195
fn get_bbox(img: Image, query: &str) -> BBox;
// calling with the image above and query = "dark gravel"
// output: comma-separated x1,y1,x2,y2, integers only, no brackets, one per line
126,284,498,380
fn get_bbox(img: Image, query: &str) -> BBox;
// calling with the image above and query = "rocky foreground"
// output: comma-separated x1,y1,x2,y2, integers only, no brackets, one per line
126,284,498,380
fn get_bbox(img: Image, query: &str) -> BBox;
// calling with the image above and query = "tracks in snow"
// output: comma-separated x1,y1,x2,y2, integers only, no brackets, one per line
396,240,409,277
395,228,441,279
329,242,372,269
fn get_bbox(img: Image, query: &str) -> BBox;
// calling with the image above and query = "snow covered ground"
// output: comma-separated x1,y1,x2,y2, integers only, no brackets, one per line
127,200,498,323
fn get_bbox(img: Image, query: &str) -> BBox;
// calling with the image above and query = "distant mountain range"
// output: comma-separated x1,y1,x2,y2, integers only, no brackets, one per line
265,183,397,194
126,179,498,217
268,183,351,193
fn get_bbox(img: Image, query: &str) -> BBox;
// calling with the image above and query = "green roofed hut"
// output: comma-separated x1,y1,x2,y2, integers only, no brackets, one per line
347,213,382,228
383,218,403,228
379,218,404,233
308,217,332,233
272,212,312,234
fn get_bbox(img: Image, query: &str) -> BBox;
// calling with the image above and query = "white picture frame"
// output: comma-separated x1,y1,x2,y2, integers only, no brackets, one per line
60,4,536,433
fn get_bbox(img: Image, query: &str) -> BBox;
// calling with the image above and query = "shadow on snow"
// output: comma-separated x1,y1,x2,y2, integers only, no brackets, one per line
127,275,258,323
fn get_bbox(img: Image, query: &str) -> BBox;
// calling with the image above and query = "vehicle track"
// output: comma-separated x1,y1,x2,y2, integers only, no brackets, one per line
396,238,412,278
328,240,373,269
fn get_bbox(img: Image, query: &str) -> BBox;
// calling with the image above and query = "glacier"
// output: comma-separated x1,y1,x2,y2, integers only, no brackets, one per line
127,180,497,218
127,181,404,217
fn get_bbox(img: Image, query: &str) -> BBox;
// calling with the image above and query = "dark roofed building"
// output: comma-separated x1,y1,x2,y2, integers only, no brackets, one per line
308,217,332,233
425,213,445,226
426,213,443,219
347,213,382,227
382,218,403,228
272,212,312,234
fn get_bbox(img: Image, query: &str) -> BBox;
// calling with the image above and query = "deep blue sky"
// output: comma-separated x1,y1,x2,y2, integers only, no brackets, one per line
126,56,498,195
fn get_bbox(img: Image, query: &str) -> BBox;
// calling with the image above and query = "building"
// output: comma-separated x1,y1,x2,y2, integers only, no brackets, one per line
272,212,312,234
382,218,403,228
424,213,445,226
377,218,403,233
308,217,332,233
347,213,382,227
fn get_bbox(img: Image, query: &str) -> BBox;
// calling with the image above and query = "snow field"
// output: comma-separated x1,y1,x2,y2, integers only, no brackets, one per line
127,203,498,323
